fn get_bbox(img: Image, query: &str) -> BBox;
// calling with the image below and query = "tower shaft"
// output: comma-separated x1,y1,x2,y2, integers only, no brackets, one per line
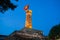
25,10,32,29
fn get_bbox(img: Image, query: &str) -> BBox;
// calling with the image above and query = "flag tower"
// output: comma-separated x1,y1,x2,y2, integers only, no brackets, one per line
24,5,32,29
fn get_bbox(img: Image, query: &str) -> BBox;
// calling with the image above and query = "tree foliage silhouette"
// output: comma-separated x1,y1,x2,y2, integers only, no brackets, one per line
48,24,60,39
0,0,18,13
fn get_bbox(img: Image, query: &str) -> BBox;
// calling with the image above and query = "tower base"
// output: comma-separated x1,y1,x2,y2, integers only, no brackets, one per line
5,28,46,40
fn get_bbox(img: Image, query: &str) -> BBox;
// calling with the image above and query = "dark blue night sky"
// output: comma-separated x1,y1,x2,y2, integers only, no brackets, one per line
0,0,60,36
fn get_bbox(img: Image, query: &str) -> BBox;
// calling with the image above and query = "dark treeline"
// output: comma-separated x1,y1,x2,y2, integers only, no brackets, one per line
48,24,60,40
0,0,18,13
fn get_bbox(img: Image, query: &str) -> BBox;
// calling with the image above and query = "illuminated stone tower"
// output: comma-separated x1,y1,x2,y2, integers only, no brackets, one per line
5,5,45,40
24,5,32,29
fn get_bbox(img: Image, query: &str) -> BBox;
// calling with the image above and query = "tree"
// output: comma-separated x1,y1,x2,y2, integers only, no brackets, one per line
0,0,18,13
48,24,60,40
